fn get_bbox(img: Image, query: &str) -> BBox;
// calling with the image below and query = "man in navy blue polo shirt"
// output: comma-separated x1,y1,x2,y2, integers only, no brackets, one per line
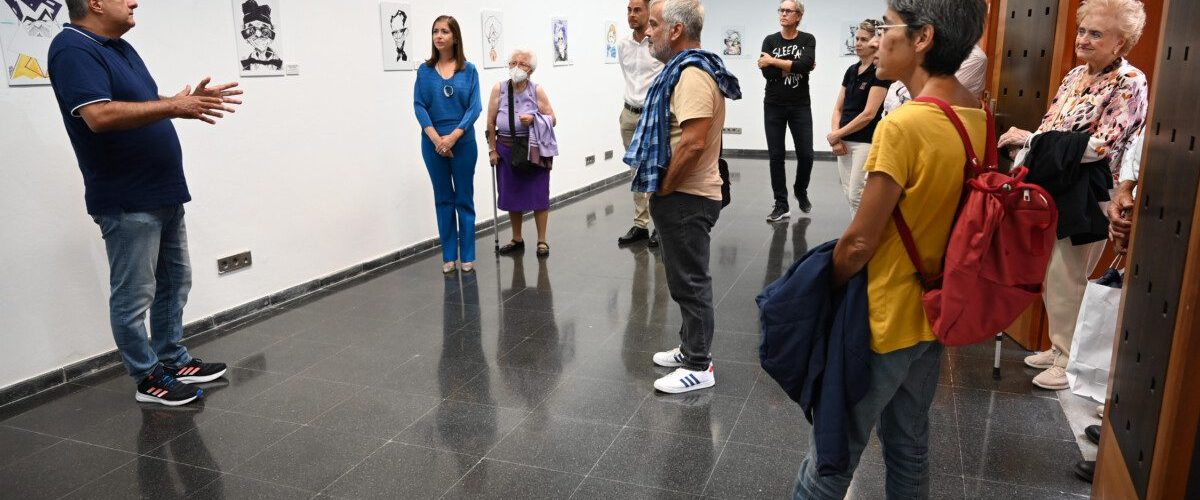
49,0,242,406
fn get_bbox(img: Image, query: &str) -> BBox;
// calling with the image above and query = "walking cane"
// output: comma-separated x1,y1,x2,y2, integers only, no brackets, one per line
490,157,501,255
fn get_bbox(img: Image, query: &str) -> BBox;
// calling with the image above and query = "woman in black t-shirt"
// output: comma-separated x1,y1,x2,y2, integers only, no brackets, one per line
828,19,893,212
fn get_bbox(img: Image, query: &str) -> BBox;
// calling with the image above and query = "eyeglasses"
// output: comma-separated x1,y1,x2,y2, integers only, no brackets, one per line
874,23,918,37
777,8,800,16
507,61,532,69
1076,27,1105,41
241,25,274,38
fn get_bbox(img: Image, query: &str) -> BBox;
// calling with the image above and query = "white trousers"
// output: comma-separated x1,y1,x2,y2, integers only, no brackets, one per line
836,141,873,213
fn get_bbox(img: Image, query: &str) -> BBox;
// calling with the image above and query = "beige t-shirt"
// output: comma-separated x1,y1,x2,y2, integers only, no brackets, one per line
667,67,725,200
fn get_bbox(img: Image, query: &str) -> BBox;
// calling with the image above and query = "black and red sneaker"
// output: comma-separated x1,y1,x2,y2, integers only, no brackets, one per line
167,358,228,384
136,368,202,406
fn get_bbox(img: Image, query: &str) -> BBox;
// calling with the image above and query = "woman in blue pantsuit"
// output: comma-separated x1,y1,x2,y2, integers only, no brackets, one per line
414,15,482,274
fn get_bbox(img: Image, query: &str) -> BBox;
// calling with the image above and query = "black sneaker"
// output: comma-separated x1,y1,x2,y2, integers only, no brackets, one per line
766,206,790,223
136,368,202,406
797,193,812,214
648,230,659,248
167,358,227,384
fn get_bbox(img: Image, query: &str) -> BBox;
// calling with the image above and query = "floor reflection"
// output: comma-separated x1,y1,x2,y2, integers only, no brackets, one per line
0,160,1088,499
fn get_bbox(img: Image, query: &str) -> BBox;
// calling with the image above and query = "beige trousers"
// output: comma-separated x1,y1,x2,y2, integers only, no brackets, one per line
620,106,652,229
1044,237,1107,367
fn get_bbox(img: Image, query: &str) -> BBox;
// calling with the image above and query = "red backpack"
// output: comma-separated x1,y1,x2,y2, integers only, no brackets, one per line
893,96,1058,346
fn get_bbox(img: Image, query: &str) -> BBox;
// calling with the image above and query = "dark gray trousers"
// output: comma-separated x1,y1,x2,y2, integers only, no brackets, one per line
650,192,722,371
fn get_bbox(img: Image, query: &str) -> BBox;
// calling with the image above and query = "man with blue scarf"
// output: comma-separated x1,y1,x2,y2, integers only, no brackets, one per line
625,0,740,393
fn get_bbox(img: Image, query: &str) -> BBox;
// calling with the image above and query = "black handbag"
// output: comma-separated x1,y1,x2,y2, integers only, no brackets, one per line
506,80,539,175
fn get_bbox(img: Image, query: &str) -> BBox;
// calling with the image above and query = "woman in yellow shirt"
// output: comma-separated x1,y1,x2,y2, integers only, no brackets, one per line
792,1,989,498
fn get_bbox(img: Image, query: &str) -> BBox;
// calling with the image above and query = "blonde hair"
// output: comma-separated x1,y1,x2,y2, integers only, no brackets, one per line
1077,0,1146,56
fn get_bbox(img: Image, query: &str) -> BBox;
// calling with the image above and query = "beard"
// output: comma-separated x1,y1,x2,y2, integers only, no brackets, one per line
650,39,671,63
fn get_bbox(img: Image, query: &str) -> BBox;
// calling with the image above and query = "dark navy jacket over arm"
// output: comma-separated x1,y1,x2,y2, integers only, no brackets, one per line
757,240,871,476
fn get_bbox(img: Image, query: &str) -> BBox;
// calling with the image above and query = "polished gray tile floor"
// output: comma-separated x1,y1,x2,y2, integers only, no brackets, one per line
0,160,1090,499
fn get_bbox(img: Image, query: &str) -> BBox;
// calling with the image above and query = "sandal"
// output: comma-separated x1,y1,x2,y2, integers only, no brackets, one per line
536,242,550,257
460,262,475,273
442,261,457,274
497,240,525,254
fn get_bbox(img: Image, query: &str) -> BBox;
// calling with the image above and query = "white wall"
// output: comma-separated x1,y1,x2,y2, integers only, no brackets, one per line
703,0,888,151
0,0,635,390
0,0,888,390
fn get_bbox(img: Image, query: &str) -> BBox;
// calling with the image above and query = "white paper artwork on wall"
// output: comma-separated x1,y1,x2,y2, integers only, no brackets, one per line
233,0,284,77
551,17,570,66
840,22,858,57
603,20,618,64
0,0,68,86
722,26,746,58
481,9,504,69
380,2,413,71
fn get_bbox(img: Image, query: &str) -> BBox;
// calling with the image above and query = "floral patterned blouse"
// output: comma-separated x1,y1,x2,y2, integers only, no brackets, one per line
1036,58,1149,176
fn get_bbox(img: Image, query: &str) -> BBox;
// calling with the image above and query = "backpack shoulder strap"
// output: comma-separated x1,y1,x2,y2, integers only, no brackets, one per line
889,95,992,290
913,96,982,175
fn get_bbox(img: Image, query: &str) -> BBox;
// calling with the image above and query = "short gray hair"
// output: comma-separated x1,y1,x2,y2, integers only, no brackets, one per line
66,0,89,21
780,0,805,17
509,47,538,72
650,0,704,41
888,0,985,76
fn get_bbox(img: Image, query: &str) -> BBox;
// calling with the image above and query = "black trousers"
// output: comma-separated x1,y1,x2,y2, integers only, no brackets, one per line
764,103,815,209
650,192,721,371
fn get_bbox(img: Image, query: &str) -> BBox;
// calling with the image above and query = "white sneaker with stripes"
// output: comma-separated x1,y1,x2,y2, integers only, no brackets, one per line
652,346,687,368
654,364,715,394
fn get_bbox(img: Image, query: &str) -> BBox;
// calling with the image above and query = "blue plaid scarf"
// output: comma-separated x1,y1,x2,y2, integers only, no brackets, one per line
624,49,742,193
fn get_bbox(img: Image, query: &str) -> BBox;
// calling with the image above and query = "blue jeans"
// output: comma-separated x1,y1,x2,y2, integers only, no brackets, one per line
793,341,944,500
93,206,193,381
421,133,477,263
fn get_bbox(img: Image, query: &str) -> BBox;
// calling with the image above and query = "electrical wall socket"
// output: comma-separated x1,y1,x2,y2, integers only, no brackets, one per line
585,155,596,166
217,251,252,275
604,150,614,160
285,63,300,75
722,127,743,135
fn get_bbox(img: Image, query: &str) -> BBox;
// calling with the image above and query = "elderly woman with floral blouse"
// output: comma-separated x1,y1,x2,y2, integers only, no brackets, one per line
998,0,1148,391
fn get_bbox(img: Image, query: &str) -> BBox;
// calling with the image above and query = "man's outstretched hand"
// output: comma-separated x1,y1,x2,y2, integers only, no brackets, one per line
172,77,243,124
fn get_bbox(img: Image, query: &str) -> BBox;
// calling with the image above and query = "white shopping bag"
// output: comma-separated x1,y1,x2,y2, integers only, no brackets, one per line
1067,267,1123,402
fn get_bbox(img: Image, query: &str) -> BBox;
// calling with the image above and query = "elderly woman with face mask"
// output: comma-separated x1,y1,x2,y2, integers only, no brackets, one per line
997,0,1148,391
486,49,559,257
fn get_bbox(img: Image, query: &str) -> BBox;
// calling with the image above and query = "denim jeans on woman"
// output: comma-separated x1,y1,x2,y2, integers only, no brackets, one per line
793,341,944,500
93,205,193,381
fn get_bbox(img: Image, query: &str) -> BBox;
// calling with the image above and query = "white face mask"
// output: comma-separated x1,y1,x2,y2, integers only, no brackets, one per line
509,67,529,83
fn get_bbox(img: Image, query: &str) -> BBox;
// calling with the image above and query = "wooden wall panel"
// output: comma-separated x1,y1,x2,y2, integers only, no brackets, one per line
1100,0,1200,496
995,0,1060,135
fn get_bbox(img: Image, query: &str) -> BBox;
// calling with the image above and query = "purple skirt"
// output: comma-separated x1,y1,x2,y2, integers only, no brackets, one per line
496,141,550,212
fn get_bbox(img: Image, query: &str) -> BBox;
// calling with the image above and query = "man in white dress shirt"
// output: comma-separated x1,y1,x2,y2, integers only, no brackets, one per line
616,0,665,247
